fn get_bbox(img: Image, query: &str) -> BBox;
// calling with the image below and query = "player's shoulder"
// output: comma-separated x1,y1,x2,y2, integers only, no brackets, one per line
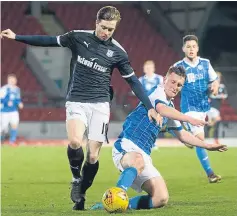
150,84,170,105
173,60,184,66
65,30,94,38
150,84,165,98
199,57,210,63
111,38,127,55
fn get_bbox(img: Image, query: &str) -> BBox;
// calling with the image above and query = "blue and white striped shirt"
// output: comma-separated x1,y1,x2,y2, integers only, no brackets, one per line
115,85,182,155
0,85,22,112
174,57,217,113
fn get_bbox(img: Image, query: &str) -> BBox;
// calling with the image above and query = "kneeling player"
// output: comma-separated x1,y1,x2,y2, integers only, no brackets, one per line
91,66,227,210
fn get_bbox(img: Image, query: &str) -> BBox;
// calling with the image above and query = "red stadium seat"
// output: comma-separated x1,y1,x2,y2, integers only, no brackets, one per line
1,2,46,96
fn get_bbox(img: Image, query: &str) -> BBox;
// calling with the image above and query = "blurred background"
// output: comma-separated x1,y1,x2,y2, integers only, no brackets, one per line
1,1,237,144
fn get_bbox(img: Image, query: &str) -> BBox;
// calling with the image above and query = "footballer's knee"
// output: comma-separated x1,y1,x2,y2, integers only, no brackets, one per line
152,193,169,208
69,136,83,149
86,141,102,164
87,152,99,164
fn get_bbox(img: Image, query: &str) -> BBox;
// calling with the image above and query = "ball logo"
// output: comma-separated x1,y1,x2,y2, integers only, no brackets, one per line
198,65,203,70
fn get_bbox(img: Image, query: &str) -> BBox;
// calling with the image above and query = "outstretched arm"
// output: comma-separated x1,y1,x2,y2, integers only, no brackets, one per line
156,103,206,126
1,29,59,47
173,129,227,152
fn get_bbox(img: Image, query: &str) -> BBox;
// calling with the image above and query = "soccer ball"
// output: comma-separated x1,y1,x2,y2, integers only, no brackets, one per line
102,187,129,213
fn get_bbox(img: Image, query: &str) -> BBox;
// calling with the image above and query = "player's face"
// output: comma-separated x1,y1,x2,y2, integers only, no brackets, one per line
143,63,155,75
7,76,17,86
182,40,199,60
164,72,185,99
96,19,117,41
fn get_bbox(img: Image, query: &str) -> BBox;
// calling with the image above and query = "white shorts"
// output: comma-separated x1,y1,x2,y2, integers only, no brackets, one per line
65,101,110,142
1,111,19,133
207,107,220,121
112,138,161,193
182,111,207,136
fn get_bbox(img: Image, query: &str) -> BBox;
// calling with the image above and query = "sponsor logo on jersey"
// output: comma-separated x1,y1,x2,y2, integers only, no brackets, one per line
77,55,108,73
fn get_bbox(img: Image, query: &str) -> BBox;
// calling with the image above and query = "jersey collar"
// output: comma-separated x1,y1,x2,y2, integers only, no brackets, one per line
183,56,200,68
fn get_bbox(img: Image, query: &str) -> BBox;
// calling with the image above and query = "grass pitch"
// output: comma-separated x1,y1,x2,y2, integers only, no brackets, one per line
1,146,237,216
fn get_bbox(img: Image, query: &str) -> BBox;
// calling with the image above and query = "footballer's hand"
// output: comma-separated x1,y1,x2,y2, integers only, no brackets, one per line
187,117,207,127
209,80,219,96
205,143,228,152
1,29,16,39
148,108,163,126
18,102,24,109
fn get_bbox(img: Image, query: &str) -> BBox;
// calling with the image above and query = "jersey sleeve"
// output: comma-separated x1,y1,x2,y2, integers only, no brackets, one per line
208,61,218,82
56,31,75,49
149,86,168,108
116,54,135,78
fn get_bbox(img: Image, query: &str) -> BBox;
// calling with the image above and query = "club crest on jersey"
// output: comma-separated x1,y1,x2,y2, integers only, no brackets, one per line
106,49,114,57
198,65,203,70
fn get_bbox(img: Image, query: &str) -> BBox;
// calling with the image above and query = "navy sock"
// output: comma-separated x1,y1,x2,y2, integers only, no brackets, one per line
129,195,153,209
80,161,99,194
116,167,138,191
196,147,213,176
67,145,84,179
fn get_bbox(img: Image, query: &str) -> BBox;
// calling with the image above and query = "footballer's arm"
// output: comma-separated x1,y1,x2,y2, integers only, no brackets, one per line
1,29,59,47
156,103,206,127
173,129,227,152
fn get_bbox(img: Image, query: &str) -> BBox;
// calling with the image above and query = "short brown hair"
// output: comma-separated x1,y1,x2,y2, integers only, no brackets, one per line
144,60,155,66
7,73,17,79
183,35,198,45
97,6,121,23
167,66,187,80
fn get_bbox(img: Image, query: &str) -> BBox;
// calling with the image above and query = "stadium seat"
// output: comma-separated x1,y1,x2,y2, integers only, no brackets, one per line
1,2,47,104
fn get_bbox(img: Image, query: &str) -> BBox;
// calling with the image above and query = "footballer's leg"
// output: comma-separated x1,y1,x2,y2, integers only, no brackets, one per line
128,176,169,209
73,102,110,210
9,111,20,144
195,132,221,183
66,102,88,204
73,140,103,210
185,111,221,183
90,150,145,211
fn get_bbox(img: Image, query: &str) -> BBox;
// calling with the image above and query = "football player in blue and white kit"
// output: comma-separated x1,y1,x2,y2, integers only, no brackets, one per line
174,35,221,183
139,60,164,144
139,60,163,95
0,74,24,145
91,66,227,211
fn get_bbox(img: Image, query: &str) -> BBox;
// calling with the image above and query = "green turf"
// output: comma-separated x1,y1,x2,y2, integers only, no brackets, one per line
1,146,237,216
